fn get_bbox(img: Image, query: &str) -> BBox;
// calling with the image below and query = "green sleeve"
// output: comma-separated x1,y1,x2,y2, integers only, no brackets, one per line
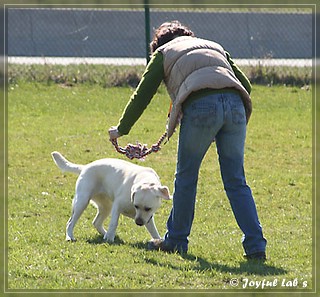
226,51,252,94
117,51,164,135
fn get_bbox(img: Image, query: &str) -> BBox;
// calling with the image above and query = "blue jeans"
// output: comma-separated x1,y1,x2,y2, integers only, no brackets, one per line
164,91,267,255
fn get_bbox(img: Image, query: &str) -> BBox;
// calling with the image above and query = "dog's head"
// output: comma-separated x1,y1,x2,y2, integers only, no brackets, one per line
131,183,171,226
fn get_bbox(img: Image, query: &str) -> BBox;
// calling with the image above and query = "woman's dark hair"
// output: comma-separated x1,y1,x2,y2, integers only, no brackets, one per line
150,20,194,54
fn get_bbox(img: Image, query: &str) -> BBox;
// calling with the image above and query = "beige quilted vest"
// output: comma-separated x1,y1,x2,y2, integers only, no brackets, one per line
158,36,252,138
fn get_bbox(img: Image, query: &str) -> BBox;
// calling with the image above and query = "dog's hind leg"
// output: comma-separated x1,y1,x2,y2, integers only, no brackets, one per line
92,196,112,237
92,210,108,236
66,193,90,241
145,216,161,240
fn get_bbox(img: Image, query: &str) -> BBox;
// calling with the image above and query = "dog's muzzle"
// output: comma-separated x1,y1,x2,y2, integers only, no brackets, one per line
135,215,153,226
135,217,144,226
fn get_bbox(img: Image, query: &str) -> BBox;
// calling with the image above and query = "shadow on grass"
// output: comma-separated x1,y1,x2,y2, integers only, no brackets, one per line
130,241,287,276
182,253,287,276
87,238,286,276
86,234,125,245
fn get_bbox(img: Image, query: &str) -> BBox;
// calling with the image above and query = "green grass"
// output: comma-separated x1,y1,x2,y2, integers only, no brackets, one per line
7,82,313,293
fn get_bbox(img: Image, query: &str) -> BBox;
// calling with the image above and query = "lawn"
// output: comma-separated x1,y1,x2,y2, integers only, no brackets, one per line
6,82,313,294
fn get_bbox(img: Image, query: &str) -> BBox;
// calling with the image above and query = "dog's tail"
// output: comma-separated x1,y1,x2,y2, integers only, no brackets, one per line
51,151,83,174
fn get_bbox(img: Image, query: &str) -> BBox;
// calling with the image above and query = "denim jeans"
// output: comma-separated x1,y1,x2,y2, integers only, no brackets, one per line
164,91,267,255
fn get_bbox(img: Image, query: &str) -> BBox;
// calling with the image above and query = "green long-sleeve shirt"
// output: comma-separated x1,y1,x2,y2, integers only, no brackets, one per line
117,50,251,135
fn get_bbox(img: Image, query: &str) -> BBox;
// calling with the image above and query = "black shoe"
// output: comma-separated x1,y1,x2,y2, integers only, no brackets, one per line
244,251,267,262
147,239,187,254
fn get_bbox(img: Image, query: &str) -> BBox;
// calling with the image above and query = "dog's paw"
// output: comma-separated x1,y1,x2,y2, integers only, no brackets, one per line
66,235,76,242
103,233,115,243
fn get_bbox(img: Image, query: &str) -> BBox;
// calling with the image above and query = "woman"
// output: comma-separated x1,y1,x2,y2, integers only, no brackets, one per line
109,21,267,260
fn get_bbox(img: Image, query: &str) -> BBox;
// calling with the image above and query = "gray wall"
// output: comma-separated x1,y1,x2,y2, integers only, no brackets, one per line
7,8,313,59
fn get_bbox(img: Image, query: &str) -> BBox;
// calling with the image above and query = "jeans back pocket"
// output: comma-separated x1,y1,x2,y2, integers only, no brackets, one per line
229,95,246,125
190,100,217,128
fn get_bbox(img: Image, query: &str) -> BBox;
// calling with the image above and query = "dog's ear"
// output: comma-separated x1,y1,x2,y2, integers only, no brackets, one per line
156,186,171,200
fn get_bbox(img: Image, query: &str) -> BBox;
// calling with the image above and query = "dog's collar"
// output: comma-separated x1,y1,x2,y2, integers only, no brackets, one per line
147,215,154,224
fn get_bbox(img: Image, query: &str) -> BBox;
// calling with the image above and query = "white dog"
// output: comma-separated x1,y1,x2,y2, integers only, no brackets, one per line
51,151,171,243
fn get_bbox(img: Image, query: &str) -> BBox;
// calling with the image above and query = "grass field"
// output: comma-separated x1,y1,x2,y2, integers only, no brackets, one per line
6,82,313,294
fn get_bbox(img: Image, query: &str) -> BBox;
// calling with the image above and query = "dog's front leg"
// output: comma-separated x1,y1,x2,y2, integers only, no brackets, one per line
103,204,120,243
145,216,161,240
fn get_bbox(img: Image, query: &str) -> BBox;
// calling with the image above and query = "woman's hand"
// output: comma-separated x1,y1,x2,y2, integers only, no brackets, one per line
108,126,122,141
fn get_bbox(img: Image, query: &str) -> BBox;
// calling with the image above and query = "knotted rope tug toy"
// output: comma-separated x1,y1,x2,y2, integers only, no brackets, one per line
111,102,172,160
111,131,168,160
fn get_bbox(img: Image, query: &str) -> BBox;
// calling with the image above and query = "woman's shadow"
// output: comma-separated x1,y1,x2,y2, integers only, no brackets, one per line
129,241,287,276
87,236,287,276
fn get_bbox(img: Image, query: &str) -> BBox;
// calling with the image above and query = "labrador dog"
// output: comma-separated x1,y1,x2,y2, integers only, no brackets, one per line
51,151,170,243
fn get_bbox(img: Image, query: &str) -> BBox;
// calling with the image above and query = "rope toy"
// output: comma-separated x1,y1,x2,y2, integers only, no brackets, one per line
111,131,168,160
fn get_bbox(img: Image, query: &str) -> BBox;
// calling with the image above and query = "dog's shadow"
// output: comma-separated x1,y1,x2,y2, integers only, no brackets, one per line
86,235,125,245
